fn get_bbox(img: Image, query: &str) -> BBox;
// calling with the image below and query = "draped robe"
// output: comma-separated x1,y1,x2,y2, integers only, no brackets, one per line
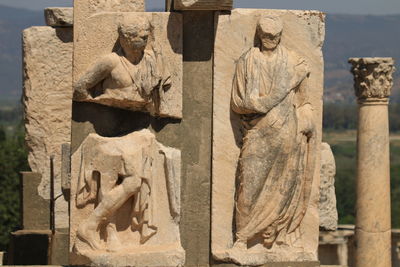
88,47,171,114
231,45,316,246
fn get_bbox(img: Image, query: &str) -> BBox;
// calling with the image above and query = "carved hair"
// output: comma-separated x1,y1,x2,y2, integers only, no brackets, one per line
118,16,152,38
256,16,283,37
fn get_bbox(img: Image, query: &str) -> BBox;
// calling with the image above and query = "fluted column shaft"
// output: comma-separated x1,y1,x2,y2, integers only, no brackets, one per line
349,57,395,267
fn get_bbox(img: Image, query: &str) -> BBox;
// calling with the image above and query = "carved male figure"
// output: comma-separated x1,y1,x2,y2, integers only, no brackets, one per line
231,16,316,250
73,16,171,112
75,134,158,252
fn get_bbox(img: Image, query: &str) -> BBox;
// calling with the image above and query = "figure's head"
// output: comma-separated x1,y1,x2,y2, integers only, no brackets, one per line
256,16,283,51
118,16,151,52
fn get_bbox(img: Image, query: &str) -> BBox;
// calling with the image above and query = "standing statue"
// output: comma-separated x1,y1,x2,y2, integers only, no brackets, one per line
73,16,171,114
231,16,316,250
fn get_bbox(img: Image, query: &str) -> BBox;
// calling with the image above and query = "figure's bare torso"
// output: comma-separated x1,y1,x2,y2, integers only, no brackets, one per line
100,53,139,90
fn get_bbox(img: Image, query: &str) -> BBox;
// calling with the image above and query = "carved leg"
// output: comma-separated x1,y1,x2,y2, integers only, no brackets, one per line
77,175,141,250
106,215,121,252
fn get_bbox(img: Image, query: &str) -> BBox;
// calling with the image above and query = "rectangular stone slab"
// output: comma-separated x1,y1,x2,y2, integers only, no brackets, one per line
174,0,232,10
22,26,73,230
20,172,50,230
73,11,182,118
212,8,325,264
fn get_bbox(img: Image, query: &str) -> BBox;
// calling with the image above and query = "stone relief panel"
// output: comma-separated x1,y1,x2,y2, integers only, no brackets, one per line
319,142,338,231
212,9,325,265
70,130,184,266
73,12,182,118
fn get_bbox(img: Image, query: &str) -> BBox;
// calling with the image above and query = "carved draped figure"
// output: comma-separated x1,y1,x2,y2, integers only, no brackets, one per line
116,47,171,103
231,45,316,247
84,46,172,115
75,134,158,244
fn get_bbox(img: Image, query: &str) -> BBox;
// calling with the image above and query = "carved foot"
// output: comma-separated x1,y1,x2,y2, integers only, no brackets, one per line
77,220,102,250
232,239,247,250
106,227,122,252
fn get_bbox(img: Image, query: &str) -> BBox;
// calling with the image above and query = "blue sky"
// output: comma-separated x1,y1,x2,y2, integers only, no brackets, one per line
1,0,400,15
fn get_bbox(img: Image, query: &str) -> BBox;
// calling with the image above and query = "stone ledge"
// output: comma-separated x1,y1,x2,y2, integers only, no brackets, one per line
174,0,232,10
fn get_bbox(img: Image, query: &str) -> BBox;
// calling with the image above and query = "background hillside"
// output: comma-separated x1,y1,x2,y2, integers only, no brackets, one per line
324,14,400,103
1,6,400,103
0,5,44,101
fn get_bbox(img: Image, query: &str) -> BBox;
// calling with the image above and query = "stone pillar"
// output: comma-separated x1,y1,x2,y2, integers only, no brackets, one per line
349,57,395,267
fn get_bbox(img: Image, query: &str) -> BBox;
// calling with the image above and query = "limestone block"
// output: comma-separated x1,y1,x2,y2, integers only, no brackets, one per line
319,143,338,231
73,12,182,118
22,26,73,229
212,9,325,265
70,130,184,266
49,230,69,265
174,0,232,10
44,7,73,27
20,172,50,230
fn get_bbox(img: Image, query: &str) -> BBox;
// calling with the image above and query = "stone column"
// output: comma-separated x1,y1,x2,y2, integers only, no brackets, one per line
349,57,395,267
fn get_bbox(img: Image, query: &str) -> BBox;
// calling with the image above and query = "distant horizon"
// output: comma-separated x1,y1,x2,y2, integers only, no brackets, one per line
1,4,400,16
1,0,400,15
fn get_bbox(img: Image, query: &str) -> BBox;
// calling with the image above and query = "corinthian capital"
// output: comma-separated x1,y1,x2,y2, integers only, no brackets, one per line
349,57,395,102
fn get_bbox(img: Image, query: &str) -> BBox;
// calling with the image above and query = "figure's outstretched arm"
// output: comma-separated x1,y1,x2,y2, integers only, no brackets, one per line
73,53,119,100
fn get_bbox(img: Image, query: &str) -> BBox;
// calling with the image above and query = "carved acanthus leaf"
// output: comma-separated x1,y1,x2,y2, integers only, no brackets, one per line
349,57,395,100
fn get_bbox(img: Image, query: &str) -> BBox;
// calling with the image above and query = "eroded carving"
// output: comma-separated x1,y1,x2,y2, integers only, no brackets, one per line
349,57,395,101
73,16,172,117
218,16,317,264
71,130,184,266
319,142,338,231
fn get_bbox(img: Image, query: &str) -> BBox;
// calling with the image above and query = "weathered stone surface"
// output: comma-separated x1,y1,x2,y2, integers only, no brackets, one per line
22,26,73,229
49,230,69,265
75,0,144,15
73,12,182,118
174,0,232,10
70,130,184,266
178,11,214,266
70,11,214,266
212,9,325,265
20,172,50,230
319,226,355,266
349,57,395,102
350,57,394,267
319,143,338,231
44,7,73,27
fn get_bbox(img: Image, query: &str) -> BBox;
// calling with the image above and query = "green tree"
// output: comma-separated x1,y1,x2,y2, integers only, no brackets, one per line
0,123,29,250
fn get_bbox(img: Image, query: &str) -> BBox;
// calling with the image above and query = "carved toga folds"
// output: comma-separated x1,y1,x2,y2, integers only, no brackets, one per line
231,45,316,246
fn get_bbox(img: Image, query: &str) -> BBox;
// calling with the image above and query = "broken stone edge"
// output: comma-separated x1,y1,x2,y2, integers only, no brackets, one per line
45,7,73,27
